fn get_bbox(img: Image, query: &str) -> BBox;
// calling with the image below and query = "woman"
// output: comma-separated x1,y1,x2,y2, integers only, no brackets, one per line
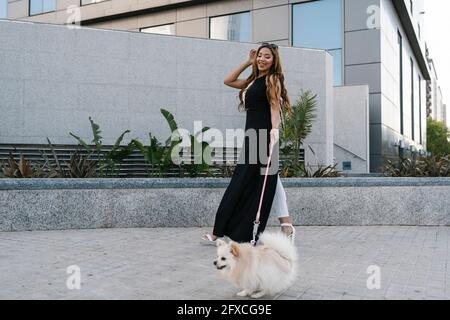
202,42,295,243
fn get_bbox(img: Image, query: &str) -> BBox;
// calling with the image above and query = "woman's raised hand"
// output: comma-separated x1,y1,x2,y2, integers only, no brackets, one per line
247,49,257,65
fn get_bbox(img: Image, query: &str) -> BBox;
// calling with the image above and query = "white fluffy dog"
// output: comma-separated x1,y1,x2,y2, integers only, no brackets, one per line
214,232,298,298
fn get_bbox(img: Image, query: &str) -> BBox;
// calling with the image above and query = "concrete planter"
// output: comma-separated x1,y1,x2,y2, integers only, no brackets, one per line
1,177,450,232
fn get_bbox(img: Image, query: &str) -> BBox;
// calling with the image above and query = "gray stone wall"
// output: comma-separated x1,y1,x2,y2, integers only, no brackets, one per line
1,177,450,231
333,84,370,173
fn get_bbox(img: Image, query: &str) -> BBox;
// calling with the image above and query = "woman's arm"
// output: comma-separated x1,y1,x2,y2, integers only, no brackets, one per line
223,49,256,89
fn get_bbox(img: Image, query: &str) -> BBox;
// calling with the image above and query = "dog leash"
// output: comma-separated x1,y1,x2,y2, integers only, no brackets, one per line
243,76,284,245
251,144,274,246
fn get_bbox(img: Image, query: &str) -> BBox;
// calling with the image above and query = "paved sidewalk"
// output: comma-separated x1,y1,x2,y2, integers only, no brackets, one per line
0,226,449,300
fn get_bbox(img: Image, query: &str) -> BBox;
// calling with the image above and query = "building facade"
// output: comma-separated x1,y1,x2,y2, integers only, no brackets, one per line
2,0,430,171
426,43,448,129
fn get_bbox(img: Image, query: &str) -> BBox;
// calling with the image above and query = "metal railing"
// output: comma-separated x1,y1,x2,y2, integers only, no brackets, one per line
0,143,305,178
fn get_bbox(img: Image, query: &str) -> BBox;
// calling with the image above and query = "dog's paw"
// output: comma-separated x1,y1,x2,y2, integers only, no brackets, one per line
236,290,250,297
250,291,266,299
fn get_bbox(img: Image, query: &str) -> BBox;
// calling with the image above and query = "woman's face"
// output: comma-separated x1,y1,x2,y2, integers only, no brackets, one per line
257,47,273,73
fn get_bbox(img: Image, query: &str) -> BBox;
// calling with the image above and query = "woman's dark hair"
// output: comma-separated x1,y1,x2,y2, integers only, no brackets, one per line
238,44,292,115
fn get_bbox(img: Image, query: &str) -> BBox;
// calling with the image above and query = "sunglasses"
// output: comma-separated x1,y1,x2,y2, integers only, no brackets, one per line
260,42,279,49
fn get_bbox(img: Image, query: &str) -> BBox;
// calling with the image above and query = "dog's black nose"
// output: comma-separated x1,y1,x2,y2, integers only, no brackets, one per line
213,261,217,266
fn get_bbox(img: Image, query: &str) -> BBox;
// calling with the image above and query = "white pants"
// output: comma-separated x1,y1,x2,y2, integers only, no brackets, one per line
269,174,289,218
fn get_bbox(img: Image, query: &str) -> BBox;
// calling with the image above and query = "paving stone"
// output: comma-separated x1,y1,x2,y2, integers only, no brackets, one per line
1,226,450,300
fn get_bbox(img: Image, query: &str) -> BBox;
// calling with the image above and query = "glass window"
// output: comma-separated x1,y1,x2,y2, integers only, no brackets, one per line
140,24,175,35
292,0,342,85
209,12,251,42
0,0,7,18
410,57,414,141
398,31,404,135
81,0,108,5
418,75,422,144
29,0,56,16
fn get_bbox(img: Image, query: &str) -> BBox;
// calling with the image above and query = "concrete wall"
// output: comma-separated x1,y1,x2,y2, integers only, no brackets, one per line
0,19,334,168
343,0,382,172
1,177,450,231
333,85,370,173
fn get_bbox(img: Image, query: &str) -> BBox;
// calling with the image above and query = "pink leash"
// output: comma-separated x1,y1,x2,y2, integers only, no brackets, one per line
250,145,274,246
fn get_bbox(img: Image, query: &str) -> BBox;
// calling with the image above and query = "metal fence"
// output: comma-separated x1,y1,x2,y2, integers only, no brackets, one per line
0,143,305,178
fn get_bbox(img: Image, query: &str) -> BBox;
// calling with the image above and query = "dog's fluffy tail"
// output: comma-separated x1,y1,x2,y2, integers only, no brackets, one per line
258,231,298,295
258,231,298,262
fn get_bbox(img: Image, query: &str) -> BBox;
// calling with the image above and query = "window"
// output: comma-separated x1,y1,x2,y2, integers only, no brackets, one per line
29,0,56,16
292,0,343,85
419,75,422,144
0,0,7,18
342,161,352,171
398,31,404,135
209,12,251,42
140,24,175,35
410,57,414,141
81,0,108,5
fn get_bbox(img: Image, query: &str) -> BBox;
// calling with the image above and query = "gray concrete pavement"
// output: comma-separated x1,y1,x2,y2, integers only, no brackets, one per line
1,226,449,300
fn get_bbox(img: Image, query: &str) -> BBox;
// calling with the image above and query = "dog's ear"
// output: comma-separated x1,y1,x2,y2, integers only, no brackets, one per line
230,242,240,257
216,239,226,247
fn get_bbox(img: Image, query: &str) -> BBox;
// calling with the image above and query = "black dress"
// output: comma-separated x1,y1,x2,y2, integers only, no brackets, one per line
212,74,278,243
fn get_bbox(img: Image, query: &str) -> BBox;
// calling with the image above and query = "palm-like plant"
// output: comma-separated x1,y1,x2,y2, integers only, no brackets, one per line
183,127,212,177
160,108,184,174
280,90,318,177
160,108,212,177
70,117,135,177
133,109,212,177
132,133,167,177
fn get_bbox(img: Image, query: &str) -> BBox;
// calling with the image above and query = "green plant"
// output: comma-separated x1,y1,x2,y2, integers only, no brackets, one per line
218,163,235,177
132,109,213,177
281,145,341,177
182,126,213,177
422,154,450,177
279,90,318,177
159,108,185,176
426,117,450,157
69,117,136,177
41,138,66,177
302,163,341,177
382,153,450,177
132,133,167,177
66,149,98,178
43,138,97,178
160,108,212,177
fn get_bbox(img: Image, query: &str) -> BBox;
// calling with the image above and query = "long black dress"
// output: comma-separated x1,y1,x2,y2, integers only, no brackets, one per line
212,74,278,243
